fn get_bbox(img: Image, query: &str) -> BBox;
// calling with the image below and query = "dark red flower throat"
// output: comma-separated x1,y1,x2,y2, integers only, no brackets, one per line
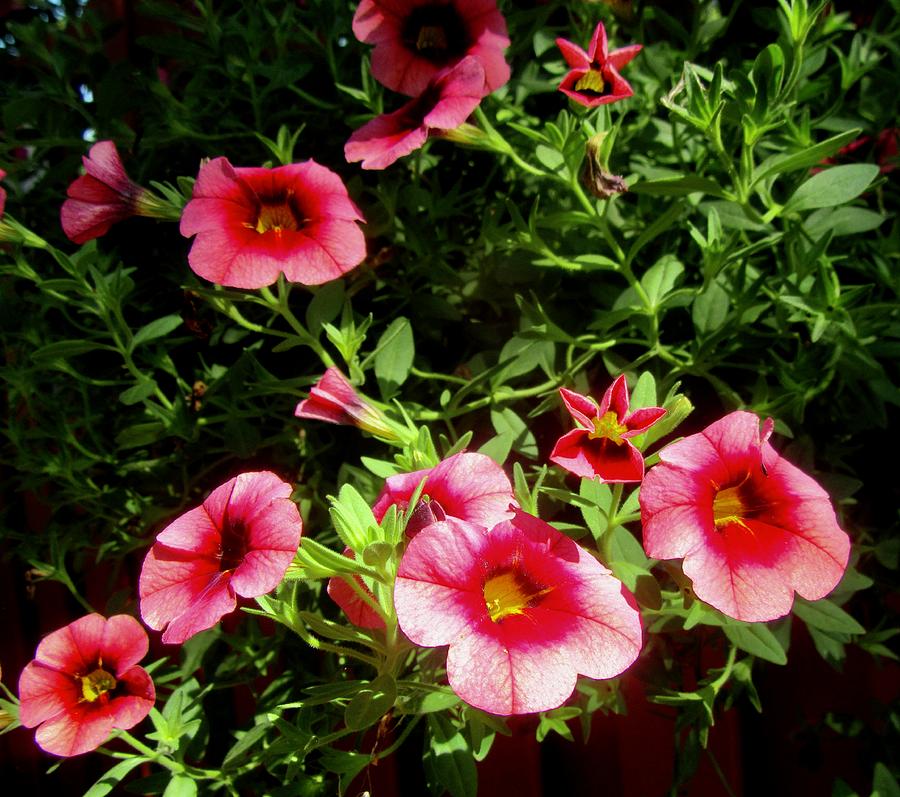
402,4,469,64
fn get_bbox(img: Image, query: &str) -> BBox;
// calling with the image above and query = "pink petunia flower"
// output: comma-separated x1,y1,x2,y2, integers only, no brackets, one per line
328,451,517,629
60,141,158,244
550,375,666,483
352,0,510,98
179,158,366,289
345,56,485,170
294,367,397,439
394,509,643,715
640,411,851,622
18,614,155,757
139,471,303,644
555,21,642,107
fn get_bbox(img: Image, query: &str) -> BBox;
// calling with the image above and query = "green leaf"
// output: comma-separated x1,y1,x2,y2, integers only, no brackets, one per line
692,281,730,335
84,757,148,797
490,408,538,459
803,207,886,239
162,775,198,797
131,315,183,350
119,379,158,405
793,598,865,635
374,316,415,398
478,431,514,465
629,371,657,410
753,129,862,183
723,622,787,664
784,164,880,213
222,722,271,769
305,280,345,333
425,714,477,797
344,674,397,731
641,255,685,310
873,762,900,797
32,339,112,362
329,483,380,553
630,175,726,197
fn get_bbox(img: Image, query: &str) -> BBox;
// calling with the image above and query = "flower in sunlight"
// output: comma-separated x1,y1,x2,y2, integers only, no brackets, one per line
329,451,517,629
179,158,366,289
139,471,303,644
555,21,642,107
18,614,155,757
352,0,510,97
640,411,851,622
394,509,643,714
345,56,485,170
550,375,665,482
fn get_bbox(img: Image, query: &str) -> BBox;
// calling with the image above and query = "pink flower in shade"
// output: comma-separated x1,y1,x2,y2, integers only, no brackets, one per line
139,471,303,644
294,367,396,439
328,451,517,629
550,375,666,483
352,0,510,98
60,141,153,244
555,21,642,107
640,411,852,622
17,614,155,757
179,158,366,289
345,56,485,170
394,509,643,715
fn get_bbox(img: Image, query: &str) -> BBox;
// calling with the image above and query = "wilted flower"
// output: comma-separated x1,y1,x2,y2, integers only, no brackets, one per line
345,57,485,170
352,0,510,97
394,509,643,714
328,451,517,628
139,471,303,644
556,21,642,107
18,614,155,757
179,158,366,289
550,376,665,482
60,141,164,244
640,411,851,622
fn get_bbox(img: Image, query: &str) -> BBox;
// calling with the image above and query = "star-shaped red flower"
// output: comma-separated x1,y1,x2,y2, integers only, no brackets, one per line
550,375,665,482
556,21,642,107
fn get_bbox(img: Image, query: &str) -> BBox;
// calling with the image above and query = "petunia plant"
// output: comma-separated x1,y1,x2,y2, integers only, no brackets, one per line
1,0,897,795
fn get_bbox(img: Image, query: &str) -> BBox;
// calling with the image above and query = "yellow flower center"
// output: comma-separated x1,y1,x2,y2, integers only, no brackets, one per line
254,200,300,234
712,485,748,529
80,667,117,702
575,69,606,95
483,571,553,623
589,411,628,444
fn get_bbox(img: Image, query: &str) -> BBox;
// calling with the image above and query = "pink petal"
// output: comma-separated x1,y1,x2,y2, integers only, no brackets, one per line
607,44,642,71
18,663,81,728
327,562,384,630
555,37,590,69
623,406,667,435
587,21,609,62
100,615,150,675
600,374,630,419
345,108,429,170
558,387,598,429
34,702,116,758
394,518,492,646
34,614,106,674
160,573,235,645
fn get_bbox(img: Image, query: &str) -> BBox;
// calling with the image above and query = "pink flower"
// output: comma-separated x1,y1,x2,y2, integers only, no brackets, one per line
179,158,366,289
345,56,485,170
371,451,517,531
139,471,303,644
352,0,510,97
550,376,666,482
394,509,643,715
17,614,155,757
329,451,517,629
60,141,152,244
294,367,396,439
640,411,851,622
555,21,642,107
